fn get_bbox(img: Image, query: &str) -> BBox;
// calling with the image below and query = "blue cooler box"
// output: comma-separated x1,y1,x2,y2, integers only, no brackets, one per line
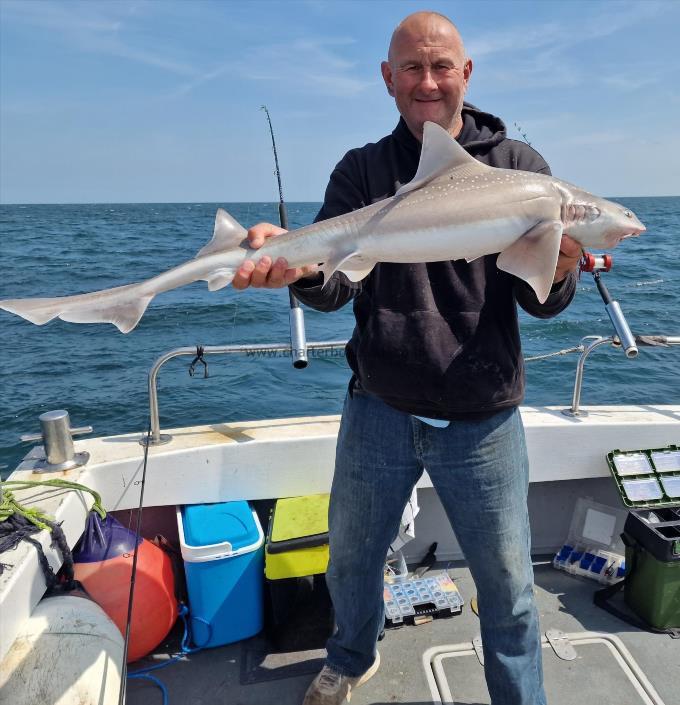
177,501,264,648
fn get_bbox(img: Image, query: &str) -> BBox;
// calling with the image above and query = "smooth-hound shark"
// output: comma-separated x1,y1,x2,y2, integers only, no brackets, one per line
0,122,645,333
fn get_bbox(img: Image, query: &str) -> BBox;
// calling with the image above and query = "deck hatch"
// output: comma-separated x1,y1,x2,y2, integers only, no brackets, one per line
423,631,667,704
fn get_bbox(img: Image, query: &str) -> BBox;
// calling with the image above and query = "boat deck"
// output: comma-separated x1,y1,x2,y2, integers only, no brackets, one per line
125,559,679,705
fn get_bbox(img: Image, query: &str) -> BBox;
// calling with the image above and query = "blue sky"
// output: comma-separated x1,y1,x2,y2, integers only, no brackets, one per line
1,0,678,203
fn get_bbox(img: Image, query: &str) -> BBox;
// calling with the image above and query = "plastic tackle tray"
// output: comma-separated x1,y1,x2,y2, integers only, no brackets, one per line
552,497,628,585
607,446,680,509
383,572,463,626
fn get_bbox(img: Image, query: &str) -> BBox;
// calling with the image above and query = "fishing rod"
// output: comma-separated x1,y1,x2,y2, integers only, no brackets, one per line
118,422,152,705
513,122,532,147
261,105,308,369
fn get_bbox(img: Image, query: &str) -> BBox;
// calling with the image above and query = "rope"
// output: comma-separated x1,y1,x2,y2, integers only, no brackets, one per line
0,508,74,587
0,479,106,522
126,603,205,704
524,345,585,363
0,488,53,531
0,479,105,586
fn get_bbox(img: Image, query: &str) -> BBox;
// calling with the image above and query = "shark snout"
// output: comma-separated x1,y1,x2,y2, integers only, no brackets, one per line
625,222,646,238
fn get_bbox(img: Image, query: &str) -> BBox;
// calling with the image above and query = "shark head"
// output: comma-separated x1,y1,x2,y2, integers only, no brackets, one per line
560,188,646,250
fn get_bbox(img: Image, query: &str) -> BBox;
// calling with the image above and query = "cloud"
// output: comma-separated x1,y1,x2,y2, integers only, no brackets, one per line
238,37,374,97
171,37,374,99
601,75,660,92
1,0,124,33
467,1,665,60
1,0,197,77
465,0,672,92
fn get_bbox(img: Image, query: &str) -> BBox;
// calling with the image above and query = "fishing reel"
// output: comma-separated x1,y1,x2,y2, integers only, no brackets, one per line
580,250,638,358
579,252,613,273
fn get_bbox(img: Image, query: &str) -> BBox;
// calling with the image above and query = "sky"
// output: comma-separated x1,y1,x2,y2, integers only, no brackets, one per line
1,0,679,204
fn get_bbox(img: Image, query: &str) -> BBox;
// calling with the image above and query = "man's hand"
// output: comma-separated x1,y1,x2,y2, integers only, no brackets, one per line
554,234,581,284
231,222,318,290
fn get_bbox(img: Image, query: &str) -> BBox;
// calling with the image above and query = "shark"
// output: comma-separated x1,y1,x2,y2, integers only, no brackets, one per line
0,121,645,333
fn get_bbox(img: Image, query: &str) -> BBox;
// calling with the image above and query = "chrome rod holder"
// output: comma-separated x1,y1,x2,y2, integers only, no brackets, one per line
21,410,92,473
563,333,680,417
289,305,308,369
605,301,638,358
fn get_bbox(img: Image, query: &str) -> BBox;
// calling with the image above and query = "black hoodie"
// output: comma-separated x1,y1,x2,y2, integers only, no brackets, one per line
291,104,576,418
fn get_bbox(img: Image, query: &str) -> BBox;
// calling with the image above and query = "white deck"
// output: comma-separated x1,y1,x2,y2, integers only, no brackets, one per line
1,404,679,663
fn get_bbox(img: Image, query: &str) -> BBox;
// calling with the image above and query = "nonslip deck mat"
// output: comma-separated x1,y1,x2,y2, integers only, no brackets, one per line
240,578,333,685
239,635,326,685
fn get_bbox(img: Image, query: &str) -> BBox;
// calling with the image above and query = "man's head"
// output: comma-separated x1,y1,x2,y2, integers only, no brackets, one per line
381,11,472,141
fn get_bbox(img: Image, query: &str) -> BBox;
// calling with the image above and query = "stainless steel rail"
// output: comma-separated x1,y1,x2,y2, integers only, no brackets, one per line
143,333,680,444
143,340,348,445
563,334,680,417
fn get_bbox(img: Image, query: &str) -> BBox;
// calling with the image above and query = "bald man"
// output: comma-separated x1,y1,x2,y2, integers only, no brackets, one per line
237,12,578,705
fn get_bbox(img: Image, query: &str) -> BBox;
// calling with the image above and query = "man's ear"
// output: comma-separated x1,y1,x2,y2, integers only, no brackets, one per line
381,61,395,97
463,58,473,88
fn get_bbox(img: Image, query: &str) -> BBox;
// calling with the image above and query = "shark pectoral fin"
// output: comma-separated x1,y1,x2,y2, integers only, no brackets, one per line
496,220,563,303
340,264,376,283
339,257,377,283
395,121,487,197
320,250,360,284
206,268,236,291
196,209,248,258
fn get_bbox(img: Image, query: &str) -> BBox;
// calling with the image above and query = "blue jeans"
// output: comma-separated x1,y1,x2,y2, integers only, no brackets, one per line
324,387,546,705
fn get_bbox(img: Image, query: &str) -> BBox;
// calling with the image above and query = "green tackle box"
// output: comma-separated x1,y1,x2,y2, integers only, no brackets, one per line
607,446,680,630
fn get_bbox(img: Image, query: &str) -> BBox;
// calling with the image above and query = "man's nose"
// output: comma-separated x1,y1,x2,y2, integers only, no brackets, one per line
419,69,438,92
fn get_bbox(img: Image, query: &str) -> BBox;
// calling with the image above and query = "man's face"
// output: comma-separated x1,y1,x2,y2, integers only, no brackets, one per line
381,18,472,141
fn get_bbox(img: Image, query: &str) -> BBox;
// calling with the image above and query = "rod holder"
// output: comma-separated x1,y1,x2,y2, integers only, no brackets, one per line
606,301,638,358
289,306,308,369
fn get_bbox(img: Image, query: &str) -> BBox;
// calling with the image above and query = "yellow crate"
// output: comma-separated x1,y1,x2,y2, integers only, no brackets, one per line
265,494,330,580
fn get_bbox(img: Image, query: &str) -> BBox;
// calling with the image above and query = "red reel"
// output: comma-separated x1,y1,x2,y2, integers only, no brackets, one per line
580,252,613,273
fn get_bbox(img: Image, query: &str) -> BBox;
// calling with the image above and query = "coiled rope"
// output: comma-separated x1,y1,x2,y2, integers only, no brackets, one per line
0,479,106,585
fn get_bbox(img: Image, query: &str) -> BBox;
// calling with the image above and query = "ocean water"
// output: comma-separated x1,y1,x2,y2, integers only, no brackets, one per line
0,198,678,475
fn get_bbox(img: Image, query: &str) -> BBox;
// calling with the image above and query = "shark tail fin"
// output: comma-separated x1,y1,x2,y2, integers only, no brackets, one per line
0,282,155,334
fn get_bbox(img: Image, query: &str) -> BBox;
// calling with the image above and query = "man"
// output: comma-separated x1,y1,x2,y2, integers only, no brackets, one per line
234,11,581,705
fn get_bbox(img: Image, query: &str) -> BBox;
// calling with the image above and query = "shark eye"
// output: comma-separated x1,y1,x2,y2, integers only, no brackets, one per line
624,210,633,218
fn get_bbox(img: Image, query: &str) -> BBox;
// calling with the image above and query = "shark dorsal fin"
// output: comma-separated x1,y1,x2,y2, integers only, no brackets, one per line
196,208,248,258
396,121,485,197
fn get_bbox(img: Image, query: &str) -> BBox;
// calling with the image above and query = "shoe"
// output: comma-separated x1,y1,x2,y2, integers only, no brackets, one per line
301,652,380,704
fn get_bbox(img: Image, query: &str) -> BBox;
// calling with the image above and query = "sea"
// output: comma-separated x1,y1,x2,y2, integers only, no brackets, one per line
0,198,678,476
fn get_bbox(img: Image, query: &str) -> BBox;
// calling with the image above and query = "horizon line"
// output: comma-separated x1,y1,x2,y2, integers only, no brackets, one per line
1,195,678,206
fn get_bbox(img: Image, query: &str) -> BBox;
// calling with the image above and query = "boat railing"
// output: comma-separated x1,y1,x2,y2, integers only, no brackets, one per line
144,341,348,445
144,334,680,445
563,334,680,417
